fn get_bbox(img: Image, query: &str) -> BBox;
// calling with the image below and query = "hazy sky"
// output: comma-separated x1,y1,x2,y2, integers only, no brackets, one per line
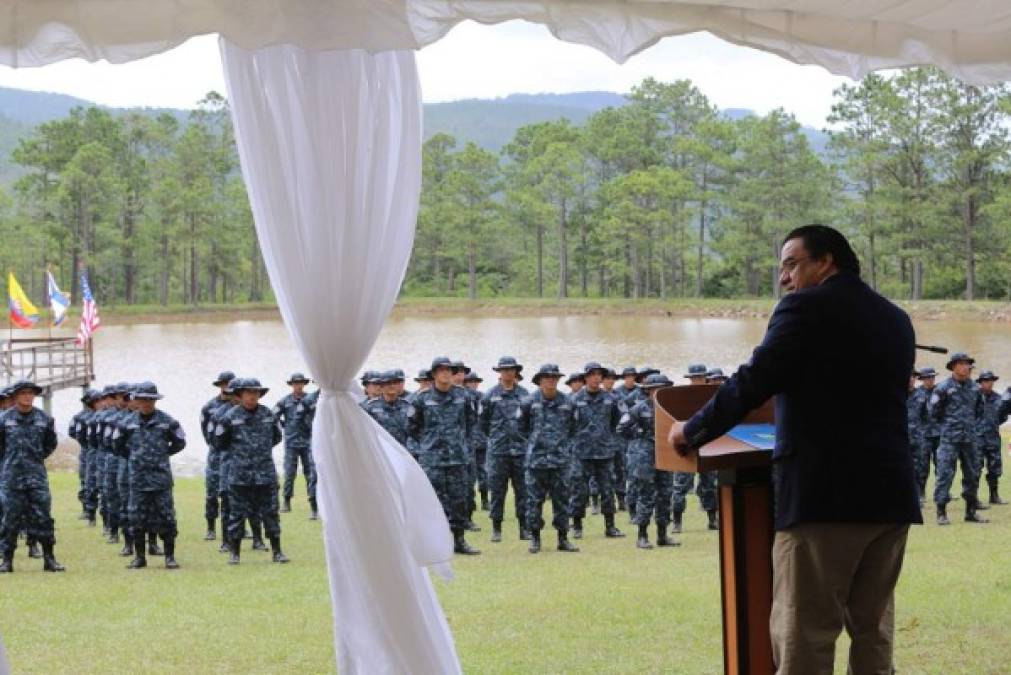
0,20,851,128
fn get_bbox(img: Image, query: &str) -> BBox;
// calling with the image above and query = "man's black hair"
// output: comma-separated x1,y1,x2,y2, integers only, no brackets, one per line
783,224,861,276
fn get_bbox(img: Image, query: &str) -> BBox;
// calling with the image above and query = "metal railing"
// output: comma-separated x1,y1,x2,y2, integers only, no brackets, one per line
1,337,95,397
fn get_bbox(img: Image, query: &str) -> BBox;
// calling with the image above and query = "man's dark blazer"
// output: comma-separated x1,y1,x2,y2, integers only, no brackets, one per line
683,271,923,530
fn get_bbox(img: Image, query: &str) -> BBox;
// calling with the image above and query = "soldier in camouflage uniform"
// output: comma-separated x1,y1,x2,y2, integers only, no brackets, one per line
566,373,584,394
975,370,1010,507
912,367,942,500
0,380,64,573
69,389,99,522
517,364,579,554
602,368,627,513
671,364,719,533
410,357,480,555
618,373,680,549
86,386,114,533
112,383,186,570
461,370,486,525
109,386,148,558
215,378,289,564
363,371,419,461
362,371,382,401
481,356,530,543
274,372,319,519
210,381,246,553
569,362,626,539
96,382,130,545
463,371,489,511
410,369,432,403
906,370,924,504
201,371,235,541
929,352,986,525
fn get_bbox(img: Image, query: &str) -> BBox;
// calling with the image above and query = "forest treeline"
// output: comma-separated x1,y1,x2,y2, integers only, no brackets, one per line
2,68,1010,307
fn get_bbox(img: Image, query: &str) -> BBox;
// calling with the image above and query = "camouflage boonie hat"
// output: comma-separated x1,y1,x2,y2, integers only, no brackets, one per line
464,371,483,383
976,370,999,382
683,364,708,379
287,372,311,385
532,364,564,385
917,367,938,379
213,371,236,386
7,379,43,396
232,377,269,395
132,381,164,400
945,352,974,371
641,373,674,389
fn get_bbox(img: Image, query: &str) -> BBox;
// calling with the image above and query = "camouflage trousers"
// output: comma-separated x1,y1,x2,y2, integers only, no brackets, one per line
933,441,980,506
85,446,103,516
612,449,626,498
423,464,469,531
103,455,123,530
978,442,1004,481
672,470,717,514
117,460,131,536
624,443,638,516
227,484,281,543
915,436,941,496
128,488,178,538
487,454,527,524
77,445,90,509
525,467,570,532
475,446,488,492
569,457,616,519
630,459,673,527
205,449,221,520
282,444,317,502
0,485,55,555
465,452,477,517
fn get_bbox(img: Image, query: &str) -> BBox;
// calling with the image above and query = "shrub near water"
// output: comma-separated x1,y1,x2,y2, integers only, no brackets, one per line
0,473,1007,674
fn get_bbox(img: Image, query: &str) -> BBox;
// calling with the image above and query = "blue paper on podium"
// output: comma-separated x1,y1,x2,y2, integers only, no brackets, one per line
725,424,776,450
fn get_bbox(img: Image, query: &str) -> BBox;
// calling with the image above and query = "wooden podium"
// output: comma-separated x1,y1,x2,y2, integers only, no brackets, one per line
655,384,775,675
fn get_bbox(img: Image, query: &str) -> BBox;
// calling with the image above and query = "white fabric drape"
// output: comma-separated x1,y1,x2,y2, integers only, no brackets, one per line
220,41,460,674
5,1,1011,84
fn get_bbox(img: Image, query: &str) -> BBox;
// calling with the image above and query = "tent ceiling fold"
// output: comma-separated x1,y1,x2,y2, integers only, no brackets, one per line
2,1,1011,83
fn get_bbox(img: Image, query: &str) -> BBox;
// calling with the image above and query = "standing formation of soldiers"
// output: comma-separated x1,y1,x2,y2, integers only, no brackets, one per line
908,352,1010,525
361,357,735,554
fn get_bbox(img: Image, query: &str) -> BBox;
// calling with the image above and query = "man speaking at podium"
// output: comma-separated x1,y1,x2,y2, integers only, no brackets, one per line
669,225,921,674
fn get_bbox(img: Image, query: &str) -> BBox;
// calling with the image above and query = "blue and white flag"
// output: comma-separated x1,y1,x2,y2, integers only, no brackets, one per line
46,271,70,326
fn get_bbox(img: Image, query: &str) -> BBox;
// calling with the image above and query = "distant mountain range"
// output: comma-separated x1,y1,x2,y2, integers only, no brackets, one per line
0,86,829,186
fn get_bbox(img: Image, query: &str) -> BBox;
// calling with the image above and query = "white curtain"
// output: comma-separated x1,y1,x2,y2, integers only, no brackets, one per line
220,41,460,674
5,1,1011,84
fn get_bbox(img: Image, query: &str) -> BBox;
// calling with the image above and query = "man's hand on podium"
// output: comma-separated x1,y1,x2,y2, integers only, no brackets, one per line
667,421,690,456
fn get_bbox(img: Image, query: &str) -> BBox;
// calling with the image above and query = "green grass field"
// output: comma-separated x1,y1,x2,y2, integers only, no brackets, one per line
1,473,1008,674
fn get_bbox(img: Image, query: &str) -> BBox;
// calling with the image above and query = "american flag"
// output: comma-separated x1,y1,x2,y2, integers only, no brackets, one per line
76,273,101,345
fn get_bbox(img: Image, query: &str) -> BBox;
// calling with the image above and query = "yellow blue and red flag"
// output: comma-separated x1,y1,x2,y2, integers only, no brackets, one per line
8,271,40,328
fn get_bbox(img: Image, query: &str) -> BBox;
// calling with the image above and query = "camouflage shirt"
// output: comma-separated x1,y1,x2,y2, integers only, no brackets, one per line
200,395,232,446
410,385,476,467
929,377,983,444
112,409,186,491
616,398,657,466
977,389,1011,446
912,386,940,438
215,404,282,486
69,407,93,447
364,396,418,456
0,407,58,490
272,393,315,449
517,390,574,469
571,388,625,460
906,389,922,449
480,383,530,457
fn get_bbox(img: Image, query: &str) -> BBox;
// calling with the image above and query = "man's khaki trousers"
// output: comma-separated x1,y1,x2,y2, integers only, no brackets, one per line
771,522,910,675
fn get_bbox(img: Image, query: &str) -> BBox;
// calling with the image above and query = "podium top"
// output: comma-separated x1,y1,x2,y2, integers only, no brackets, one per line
654,384,775,473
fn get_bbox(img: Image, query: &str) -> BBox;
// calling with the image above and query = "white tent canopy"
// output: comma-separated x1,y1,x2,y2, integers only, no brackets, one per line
3,1,1011,83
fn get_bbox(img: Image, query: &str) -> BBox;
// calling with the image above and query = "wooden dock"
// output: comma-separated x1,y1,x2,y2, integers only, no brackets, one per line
1,337,95,412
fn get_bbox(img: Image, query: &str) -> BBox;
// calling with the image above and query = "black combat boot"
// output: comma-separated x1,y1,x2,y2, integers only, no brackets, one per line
148,532,164,556
604,513,625,538
251,520,267,551
281,497,292,513
128,531,147,569
120,533,134,557
989,477,1008,505
205,518,216,541
228,538,241,565
41,540,65,572
480,489,489,511
308,497,319,521
556,530,579,552
453,529,481,555
164,536,180,570
27,537,43,559
519,527,531,541
965,500,989,523
269,536,289,564
936,503,950,526
218,533,231,554
86,511,96,527
572,517,583,540
528,530,541,554
0,549,13,574
490,520,502,543
707,509,720,531
636,523,653,549
672,512,684,534
656,523,680,547
617,494,627,512
465,518,481,533
106,527,120,545
591,494,600,515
